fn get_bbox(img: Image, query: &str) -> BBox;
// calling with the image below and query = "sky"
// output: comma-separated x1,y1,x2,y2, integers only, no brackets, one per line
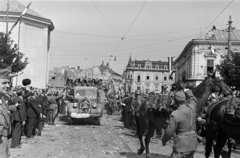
19,0,240,74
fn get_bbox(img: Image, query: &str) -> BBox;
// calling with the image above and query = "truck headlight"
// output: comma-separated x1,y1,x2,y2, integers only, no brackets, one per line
73,102,78,108
91,102,97,108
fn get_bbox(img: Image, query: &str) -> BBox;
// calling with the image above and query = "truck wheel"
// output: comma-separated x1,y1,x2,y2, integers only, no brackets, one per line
68,116,73,125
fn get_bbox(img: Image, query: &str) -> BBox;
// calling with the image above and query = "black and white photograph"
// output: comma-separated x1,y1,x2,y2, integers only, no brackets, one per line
0,0,240,157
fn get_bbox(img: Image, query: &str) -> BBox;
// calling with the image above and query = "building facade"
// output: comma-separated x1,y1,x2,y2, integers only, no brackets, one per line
48,66,81,88
174,25,240,88
0,0,54,88
79,61,122,81
123,56,175,94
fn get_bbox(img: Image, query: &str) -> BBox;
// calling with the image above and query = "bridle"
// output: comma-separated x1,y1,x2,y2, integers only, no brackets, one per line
210,77,232,96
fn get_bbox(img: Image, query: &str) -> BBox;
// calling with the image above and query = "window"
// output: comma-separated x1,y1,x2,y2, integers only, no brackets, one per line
146,65,151,69
207,59,214,72
164,65,167,69
155,75,158,80
137,75,141,82
155,85,158,91
164,76,167,81
146,76,150,80
138,64,141,68
155,65,159,69
169,76,173,80
137,86,141,90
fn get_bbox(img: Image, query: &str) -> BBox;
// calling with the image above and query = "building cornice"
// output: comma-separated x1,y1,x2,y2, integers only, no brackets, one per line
126,68,169,72
0,12,54,31
174,39,240,64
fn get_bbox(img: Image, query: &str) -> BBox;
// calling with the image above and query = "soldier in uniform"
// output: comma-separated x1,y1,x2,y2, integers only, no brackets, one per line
47,90,63,125
162,89,199,158
0,68,20,157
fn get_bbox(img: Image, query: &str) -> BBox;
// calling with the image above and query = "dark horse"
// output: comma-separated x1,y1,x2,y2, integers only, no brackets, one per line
137,76,232,158
204,96,240,158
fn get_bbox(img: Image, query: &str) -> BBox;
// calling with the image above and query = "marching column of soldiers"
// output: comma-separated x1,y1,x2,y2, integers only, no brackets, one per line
0,68,65,158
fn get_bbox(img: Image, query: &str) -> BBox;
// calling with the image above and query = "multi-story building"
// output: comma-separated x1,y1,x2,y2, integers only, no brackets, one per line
0,0,54,88
79,61,122,81
174,23,240,88
123,56,175,94
48,66,81,88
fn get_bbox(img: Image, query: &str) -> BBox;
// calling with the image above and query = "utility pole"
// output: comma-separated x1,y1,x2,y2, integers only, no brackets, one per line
6,0,9,35
228,15,232,57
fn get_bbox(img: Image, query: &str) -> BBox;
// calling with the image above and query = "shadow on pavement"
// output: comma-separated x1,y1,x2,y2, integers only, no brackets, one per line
58,114,101,126
120,152,169,158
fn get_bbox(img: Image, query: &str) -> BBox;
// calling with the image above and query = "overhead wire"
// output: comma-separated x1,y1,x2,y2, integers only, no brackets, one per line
200,0,234,37
90,0,121,37
50,32,201,56
111,0,147,56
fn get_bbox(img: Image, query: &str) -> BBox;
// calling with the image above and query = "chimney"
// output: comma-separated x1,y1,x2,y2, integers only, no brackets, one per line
77,66,80,70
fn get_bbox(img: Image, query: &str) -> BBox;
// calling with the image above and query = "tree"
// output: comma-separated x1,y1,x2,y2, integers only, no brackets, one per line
216,52,240,90
0,32,28,73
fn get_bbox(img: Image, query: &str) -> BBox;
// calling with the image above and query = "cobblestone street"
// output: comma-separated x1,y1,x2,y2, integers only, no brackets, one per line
10,111,240,158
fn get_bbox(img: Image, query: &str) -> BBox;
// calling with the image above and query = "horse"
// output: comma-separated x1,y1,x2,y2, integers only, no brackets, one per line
137,76,232,158
204,96,240,158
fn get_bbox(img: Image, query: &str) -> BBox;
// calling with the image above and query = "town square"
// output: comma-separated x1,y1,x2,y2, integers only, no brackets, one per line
0,0,240,158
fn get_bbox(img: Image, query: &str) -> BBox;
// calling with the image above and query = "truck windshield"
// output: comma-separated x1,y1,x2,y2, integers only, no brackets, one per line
75,89,97,99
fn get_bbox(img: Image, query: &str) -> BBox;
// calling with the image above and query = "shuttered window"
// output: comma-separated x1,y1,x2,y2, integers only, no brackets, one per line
207,60,214,67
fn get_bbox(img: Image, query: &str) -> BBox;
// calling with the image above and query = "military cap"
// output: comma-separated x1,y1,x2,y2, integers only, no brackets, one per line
0,68,11,79
185,90,194,98
22,78,31,86
174,91,186,102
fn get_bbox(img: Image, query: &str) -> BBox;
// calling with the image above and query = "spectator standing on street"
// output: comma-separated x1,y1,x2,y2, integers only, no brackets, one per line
10,87,26,148
133,90,145,136
34,89,46,136
26,90,42,138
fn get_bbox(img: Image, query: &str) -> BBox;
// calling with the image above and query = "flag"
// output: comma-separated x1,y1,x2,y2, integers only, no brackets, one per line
210,45,215,54
9,2,32,34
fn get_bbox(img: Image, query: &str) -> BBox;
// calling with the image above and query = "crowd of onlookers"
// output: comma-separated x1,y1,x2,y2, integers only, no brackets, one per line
3,79,68,151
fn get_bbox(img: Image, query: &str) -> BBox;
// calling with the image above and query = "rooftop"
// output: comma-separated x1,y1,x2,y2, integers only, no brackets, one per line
0,0,54,30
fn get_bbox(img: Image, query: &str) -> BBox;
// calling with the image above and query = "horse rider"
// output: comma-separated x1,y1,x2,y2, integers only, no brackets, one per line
162,86,199,158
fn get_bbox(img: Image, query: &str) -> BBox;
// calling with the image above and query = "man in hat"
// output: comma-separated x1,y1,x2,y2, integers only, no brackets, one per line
25,90,42,138
0,68,20,157
10,87,26,148
34,89,46,136
132,90,145,135
162,89,199,158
